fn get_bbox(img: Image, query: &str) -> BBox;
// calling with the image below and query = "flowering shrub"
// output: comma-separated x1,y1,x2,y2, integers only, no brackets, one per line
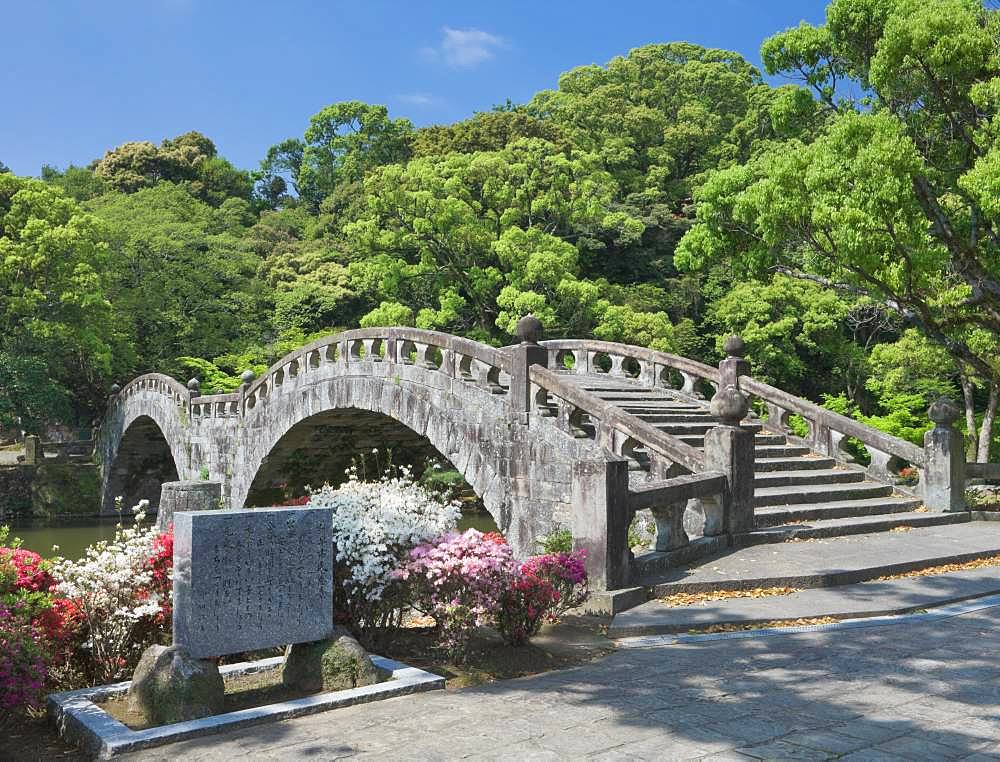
307,468,460,633
520,550,589,618
495,573,560,646
51,501,167,684
0,528,81,712
395,529,518,654
0,602,48,713
145,525,174,625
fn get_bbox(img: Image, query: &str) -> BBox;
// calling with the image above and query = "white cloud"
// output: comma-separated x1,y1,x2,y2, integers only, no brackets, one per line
398,93,438,107
421,27,505,69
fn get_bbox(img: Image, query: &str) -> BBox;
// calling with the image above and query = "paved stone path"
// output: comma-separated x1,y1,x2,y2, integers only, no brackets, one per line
610,567,1000,636
651,522,1000,592
129,605,1000,760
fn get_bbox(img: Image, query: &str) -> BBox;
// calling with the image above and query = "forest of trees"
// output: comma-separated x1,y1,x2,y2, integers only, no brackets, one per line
1,0,998,461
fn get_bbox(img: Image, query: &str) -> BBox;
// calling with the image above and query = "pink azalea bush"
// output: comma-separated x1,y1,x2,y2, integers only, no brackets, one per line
396,530,590,653
496,549,589,646
394,529,518,653
0,529,80,713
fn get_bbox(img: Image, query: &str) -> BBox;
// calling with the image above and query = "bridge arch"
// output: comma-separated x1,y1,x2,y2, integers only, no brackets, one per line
235,379,511,531
98,374,192,513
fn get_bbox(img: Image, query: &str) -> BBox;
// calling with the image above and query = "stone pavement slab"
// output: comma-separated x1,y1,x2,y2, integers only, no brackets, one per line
122,604,1000,760
643,521,1000,592
609,566,1000,636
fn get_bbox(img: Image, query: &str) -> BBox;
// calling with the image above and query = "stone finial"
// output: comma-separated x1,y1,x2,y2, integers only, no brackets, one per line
516,313,543,345
240,370,256,386
187,378,201,394
710,384,749,426
928,397,960,427
723,335,746,359
110,383,121,395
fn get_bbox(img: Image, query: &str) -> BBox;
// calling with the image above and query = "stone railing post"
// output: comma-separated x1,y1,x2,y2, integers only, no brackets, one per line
571,457,631,591
238,370,255,416
186,377,200,420
23,435,40,466
704,385,755,535
718,335,750,390
509,314,548,420
923,397,966,512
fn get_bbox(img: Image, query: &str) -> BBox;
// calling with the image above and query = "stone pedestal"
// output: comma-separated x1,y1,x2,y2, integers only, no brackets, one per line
923,398,966,512
704,385,755,536
282,629,390,692
127,645,224,725
156,480,222,531
571,458,631,590
23,435,40,466
510,315,548,417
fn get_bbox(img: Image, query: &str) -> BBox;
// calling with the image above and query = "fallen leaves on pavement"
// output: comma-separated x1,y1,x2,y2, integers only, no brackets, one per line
660,586,800,608
876,554,1000,580
686,616,840,634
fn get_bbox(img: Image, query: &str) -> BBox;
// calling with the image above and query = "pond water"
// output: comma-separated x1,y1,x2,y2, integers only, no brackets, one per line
8,511,500,560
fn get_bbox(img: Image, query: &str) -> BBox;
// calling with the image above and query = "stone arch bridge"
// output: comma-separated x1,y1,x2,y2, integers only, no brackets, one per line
99,321,971,591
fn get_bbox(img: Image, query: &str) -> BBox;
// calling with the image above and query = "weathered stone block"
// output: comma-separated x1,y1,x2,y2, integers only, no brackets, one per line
173,507,334,658
282,630,391,692
157,480,221,531
127,644,224,725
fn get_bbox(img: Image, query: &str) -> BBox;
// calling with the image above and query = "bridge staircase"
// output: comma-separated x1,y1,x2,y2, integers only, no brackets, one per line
566,374,967,546
530,335,1000,604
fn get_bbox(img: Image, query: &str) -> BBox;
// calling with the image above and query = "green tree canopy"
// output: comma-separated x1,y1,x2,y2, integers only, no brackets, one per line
261,102,413,209
88,183,268,377
677,0,1000,457
94,131,251,204
0,174,115,427
342,137,653,340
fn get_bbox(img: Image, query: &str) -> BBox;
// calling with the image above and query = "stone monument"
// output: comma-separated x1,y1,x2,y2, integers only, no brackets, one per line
128,506,336,725
173,507,334,657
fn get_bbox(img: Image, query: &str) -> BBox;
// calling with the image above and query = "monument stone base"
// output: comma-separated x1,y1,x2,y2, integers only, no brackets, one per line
282,629,391,692
127,644,225,725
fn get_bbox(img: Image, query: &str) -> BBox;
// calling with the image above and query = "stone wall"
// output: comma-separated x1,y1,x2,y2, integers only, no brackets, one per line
0,463,101,522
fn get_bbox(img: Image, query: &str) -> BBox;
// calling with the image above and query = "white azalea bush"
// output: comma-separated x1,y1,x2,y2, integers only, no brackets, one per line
51,500,166,684
307,466,460,636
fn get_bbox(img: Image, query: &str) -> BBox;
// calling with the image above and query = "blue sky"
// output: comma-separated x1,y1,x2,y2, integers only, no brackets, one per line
1,1,829,176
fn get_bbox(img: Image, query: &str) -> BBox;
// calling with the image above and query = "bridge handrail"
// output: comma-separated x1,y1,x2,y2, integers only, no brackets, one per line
528,365,706,473
114,373,189,403
539,339,720,389
539,337,925,469
739,376,926,467
238,326,511,400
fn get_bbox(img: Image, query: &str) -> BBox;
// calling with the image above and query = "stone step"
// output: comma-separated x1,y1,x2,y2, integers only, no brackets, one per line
754,496,926,526
753,468,866,489
678,432,786,448
754,456,838,472
620,403,706,413
737,510,970,545
753,481,894,507
754,444,811,458
638,520,997,594
634,413,715,424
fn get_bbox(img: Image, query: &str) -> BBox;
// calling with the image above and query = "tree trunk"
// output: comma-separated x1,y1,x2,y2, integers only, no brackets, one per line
977,383,998,463
961,374,978,461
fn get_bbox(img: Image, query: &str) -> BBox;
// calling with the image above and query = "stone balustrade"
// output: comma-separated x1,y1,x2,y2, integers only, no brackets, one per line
541,339,721,399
